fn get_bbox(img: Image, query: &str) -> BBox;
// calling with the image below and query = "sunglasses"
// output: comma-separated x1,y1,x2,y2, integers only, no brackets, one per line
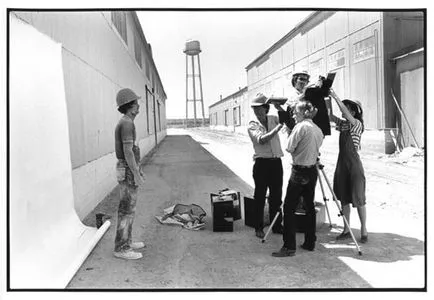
297,77,309,83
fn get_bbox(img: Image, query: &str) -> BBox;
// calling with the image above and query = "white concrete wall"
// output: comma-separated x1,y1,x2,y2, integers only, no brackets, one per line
72,152,117,220
72,132,165,220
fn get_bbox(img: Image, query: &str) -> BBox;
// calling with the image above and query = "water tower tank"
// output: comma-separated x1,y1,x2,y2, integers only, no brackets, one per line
184,40,201,55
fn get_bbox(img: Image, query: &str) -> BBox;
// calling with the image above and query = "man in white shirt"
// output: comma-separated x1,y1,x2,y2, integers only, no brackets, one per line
247,93,284,239
272,101,323,257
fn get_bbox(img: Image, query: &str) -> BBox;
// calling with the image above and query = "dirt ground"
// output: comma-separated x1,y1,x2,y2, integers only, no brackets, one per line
67,127,426,290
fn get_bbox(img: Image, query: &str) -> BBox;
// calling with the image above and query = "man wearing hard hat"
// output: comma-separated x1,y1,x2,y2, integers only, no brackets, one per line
288,70,310,108
113,88,146,260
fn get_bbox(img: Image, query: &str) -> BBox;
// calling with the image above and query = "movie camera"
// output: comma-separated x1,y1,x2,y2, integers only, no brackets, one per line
302,72,336,136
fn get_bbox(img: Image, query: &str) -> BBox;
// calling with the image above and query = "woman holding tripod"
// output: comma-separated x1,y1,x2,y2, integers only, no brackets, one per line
328,89,368,244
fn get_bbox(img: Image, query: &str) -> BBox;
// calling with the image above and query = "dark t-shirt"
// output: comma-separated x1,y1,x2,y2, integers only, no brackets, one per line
115,115,136,160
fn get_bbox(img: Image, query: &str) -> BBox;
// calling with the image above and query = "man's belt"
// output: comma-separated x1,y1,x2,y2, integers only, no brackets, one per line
292,164,316,170
256,157,281,161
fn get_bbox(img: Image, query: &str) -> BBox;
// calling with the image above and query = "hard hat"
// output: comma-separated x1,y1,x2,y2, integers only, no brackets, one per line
292,70,310,78
291,70,310,87
116,88,141,107
250,93,268,107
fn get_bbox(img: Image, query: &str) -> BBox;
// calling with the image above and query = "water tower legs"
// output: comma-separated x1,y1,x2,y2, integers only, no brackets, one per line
185,53,205,128
197,55,205,126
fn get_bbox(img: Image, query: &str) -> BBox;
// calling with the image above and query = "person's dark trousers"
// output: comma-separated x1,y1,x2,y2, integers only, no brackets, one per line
283,166,318,250
252,158,283,231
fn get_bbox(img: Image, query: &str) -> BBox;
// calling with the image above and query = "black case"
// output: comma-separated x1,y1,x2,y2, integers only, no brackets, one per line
243,196,256,228
295,211,307,233
210,191,241,232
211,201,234,232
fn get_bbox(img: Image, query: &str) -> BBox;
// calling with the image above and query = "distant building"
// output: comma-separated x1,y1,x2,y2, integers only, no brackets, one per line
209,87,249,134
245,11,424,153
11,11,167,218
167,118,210,128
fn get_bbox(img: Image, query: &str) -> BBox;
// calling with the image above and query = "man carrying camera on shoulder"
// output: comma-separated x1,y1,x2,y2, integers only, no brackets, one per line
273,70,311,134
288,70,311,108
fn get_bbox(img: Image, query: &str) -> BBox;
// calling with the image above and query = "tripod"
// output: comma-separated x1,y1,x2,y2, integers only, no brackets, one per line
261,160,363,256
316,160,362,255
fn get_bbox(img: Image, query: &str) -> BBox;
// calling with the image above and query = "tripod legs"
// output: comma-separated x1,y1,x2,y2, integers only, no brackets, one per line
261,204,283,243
317,169,333,228
261,162,363,256
317,165,363,256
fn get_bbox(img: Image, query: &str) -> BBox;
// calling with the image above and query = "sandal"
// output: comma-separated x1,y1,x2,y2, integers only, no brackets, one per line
336,231,351,240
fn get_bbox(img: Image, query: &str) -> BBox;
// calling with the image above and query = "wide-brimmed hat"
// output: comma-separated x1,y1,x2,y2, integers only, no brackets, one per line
342,99,363,115
250,93,269,107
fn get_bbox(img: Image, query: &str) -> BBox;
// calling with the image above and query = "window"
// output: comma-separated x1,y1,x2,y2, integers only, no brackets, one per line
353,36,375,64
215,112,218,125
145,88,150,134
233,106,241,126
309,58,323,80
328,49,346,70
145,55,150,80
134,33,142,68
157,102,161,131
111,12,128,45
224,109,229,126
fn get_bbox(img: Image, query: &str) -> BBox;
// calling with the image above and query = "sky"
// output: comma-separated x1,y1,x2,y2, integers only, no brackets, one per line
137,10,312,119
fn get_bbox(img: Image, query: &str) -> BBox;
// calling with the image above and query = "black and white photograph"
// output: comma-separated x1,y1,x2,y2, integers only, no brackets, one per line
1,0,431,298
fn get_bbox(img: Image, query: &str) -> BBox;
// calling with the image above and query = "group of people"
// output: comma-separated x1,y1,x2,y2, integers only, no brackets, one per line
110,69,368,260
247,71,368,257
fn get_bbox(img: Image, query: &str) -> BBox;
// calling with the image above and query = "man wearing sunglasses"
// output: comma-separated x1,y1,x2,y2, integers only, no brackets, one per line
274,70,311,130
289,70,310,107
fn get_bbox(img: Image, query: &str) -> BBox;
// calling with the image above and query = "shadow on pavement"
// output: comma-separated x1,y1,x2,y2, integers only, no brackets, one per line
318,225,424,263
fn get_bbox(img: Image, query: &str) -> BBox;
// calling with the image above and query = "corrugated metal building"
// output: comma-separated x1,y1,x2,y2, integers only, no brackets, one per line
245,10,424,152
209,87,248,133
11,11,167,219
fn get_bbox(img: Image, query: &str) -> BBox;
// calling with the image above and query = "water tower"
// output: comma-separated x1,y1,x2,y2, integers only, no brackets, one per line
184,40,205,127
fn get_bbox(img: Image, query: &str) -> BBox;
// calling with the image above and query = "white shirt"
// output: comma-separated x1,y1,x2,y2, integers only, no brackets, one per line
248,115,284,160
286,87,304,109
287,119,324,166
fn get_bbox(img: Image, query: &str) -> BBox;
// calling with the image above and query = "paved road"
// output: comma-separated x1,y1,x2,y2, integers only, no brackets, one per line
67,127,425,289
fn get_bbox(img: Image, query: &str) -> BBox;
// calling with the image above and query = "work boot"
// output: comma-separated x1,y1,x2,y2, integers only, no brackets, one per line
129,241,146,250
113,249,143,260
300,243,315,251
272,246,295,257
255,229,265,239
